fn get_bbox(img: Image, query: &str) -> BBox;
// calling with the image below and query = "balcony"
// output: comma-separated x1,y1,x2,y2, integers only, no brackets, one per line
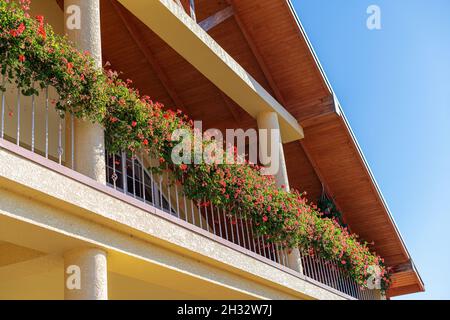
0,80,378,300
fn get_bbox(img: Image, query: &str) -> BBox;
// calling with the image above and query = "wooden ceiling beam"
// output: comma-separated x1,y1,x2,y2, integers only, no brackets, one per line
199,6,234,32
110,0,189,114
219,92,241,125
228,1,287,107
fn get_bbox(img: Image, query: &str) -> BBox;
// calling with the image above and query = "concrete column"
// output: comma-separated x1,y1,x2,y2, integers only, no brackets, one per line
257,111,303,274
256,112,290,192
64,0,106,183
64,248,108,300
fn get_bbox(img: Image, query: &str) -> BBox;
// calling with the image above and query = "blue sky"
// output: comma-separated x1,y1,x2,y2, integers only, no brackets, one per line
292,0,450,299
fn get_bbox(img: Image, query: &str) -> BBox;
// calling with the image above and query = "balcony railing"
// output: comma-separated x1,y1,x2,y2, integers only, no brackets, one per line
0,80,377,300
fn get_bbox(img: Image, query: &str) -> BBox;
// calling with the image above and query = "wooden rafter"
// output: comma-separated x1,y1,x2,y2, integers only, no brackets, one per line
109,0,189,114
219,92,241,125
227,1,286,107
199,6,234,32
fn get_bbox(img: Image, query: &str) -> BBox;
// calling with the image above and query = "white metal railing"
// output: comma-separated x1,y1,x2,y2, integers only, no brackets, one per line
105,151,291,267
0,76,72,165
301,253,377,300
0,79,377,300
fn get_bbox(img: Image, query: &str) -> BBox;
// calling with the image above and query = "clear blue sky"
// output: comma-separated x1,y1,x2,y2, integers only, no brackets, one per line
292,0,450,300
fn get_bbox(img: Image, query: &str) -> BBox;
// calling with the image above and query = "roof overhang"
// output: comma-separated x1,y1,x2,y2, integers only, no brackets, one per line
117,0,304,143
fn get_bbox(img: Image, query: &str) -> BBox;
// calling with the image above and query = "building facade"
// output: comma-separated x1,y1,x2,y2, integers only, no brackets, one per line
0,0,423,300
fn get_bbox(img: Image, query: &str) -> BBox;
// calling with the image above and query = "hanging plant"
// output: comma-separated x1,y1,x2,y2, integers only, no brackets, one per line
318,189,347,228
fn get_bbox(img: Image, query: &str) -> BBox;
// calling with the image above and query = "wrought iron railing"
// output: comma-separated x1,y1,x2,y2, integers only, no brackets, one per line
0,79,377,300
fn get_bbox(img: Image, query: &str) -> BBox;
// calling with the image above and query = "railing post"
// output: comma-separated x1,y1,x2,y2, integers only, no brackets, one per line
257,111,303,274
64,0,106,184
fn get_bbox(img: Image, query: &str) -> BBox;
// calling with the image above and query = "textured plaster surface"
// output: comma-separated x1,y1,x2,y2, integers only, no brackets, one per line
63,0,106,183
64,248,108,300
0,148,347,300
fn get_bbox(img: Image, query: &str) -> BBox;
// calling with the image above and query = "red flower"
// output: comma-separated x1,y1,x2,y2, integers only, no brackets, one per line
10,23,26,37
67,62,74,74
180,164,188,171
263,215,268,222
131,121,137,127
36,15,46,40
143,139,149,146
18,54,25,62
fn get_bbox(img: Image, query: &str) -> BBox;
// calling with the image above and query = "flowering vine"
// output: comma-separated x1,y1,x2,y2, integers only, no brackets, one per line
0,0,390,291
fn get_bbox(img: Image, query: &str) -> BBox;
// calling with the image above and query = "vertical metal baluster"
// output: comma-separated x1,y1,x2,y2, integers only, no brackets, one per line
283,250,289,268
260,236,267,258
166,166,172,213
31,87,35,152
343,269,350,296
131,155,136,197
210,203,216,235
272,244,278,263
45,88,49,158
112,153,117,189
315,257,322,283
330,261,338,291
244,217,252,251
337,263,343,293
274,244,281,264
140,153,145,202
320,258,328,286
121,152,128,194
191,200,196,225
159,175,163,210
149,170,155,205
309,255,316,281
339,265,345,294
222,209,229,241
267,240,273,261
313,256,320,282
16,88,20,145
183,188,188,223
235,214,241,247
197,202,203,229
204,200,209,232
175,183,180,219
229,214,235,244
239,211,246,249
303,254,309,277
325,259,332,287
71,114,74,169
58,112,63,164
323,259,329,286
352,280,358,299
217,206,223,238
1,74,5,139
249,219,258,255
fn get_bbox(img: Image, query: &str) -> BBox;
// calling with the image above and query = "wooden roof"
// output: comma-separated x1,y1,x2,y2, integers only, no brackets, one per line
57,0,423,297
